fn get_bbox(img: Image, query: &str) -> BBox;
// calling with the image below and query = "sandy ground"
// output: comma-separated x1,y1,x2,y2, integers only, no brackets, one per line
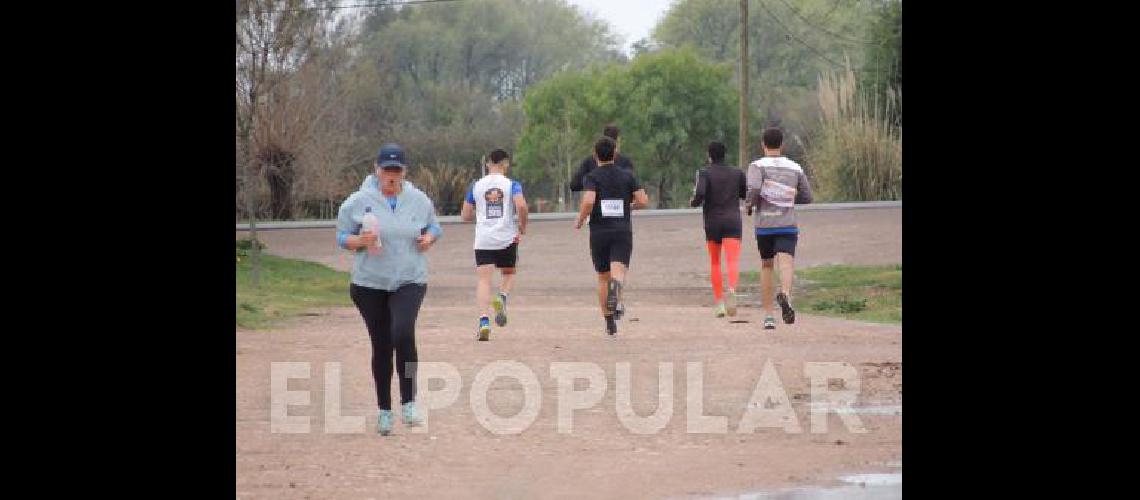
236,208,902,499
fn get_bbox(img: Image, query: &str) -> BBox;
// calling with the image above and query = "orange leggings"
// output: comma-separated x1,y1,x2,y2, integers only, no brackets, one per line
706,238,741,301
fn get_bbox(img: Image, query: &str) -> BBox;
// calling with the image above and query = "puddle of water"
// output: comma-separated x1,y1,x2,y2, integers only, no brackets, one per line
737,484,900,500
707,473,902,500
806,403,902,416
742,402,902,416
839,474,901,486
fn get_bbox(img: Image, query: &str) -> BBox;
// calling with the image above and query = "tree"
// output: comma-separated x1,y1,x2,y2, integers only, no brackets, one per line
237,0,336,221
652,0,878,146
236,0,634,221
652,0,740,62
359,0,624,101
630,37,659,57
342,0,625,210
238,0,355,286
515,49,738,209
619,48,739,207
515,67,617,210
861,0,901,128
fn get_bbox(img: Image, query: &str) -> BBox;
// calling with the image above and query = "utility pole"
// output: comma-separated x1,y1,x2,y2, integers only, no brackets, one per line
739,0,749,170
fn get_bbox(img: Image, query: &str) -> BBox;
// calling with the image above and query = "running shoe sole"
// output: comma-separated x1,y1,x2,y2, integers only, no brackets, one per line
776,292,795,324
492,294,507,327
725,290,737,316
606,280,619,316
614,281,624,320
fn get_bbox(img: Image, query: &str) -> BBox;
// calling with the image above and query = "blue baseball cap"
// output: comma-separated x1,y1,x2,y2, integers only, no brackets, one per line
376,143,407,169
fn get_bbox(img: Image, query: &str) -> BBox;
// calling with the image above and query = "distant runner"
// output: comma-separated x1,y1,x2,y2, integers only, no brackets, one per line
574,136,650,336
690,141,747,317
745,127,814,330
570,124,635,192
461,149,529,341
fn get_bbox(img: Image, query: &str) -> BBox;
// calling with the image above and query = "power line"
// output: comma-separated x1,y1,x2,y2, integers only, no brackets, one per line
757,0,844,68
773,0,872,45
756,0,882,73
819,0,842,23
254,0,463,14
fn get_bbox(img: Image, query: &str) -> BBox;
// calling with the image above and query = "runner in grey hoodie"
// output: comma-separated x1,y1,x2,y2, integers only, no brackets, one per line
336,143,442,435
745,128,813,330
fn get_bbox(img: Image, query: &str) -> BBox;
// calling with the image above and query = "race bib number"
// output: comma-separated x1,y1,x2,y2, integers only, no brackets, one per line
760,179,796,207
483,188,505,219
600,199,624,217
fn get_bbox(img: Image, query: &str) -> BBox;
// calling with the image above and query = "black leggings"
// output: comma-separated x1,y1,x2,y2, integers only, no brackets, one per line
350,283,427,410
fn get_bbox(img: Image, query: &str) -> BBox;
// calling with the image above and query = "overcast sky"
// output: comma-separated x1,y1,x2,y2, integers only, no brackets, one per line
563,0,676,56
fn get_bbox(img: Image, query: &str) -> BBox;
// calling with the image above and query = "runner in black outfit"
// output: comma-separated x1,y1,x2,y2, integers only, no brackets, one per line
574,136,650,336
569,125,635,192
690,141,748,317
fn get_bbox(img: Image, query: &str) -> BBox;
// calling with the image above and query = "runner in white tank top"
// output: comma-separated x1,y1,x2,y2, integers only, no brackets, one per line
460,149,529,340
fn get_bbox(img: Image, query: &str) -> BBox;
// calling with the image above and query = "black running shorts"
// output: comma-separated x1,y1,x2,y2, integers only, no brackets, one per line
756,233,798,260
704,220,743,243
475,243,518,268
589,230,632,273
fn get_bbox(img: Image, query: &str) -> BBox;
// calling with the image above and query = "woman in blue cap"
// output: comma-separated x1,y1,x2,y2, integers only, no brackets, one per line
336,143,443,436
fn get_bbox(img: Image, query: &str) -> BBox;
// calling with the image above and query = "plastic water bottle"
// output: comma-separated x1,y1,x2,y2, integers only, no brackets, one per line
362,206,381,255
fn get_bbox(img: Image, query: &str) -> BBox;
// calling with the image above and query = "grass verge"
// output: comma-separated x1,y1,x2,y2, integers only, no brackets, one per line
740,264,901,323
236,252,351,329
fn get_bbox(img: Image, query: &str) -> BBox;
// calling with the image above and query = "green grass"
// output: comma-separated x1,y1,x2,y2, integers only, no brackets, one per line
740,264,901,324
236,253,352,329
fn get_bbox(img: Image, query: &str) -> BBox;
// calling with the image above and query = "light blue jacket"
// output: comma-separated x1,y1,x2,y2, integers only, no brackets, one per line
336,176,443,291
